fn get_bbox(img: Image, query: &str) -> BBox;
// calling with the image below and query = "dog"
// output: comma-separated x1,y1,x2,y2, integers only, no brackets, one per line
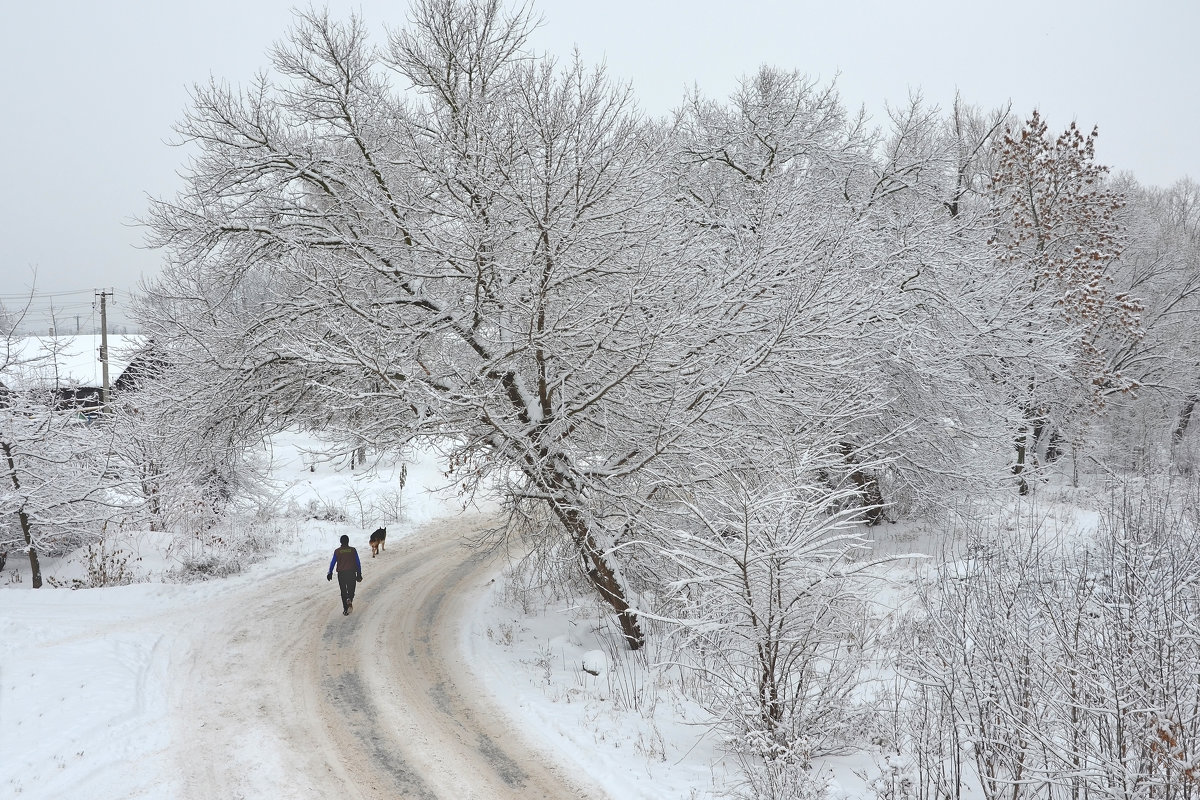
368,527,387,557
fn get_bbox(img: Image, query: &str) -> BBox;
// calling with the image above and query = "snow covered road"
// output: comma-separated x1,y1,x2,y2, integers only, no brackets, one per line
172,514,596,800
0,512,604,798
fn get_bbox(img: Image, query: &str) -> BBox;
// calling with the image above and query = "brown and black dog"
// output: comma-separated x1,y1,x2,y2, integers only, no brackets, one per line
368,527,387,557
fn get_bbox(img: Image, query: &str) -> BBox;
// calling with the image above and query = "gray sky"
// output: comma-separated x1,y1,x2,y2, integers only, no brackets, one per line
3,0,1196,330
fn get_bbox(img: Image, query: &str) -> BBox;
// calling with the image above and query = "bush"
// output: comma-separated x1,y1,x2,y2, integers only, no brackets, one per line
164,520,279,583
166,553,244,583
48,538,141,589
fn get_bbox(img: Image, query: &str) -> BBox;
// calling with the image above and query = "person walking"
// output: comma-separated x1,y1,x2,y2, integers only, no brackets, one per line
327,534,363,615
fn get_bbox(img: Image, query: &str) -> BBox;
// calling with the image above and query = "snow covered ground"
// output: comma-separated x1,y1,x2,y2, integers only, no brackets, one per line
1,430,754,799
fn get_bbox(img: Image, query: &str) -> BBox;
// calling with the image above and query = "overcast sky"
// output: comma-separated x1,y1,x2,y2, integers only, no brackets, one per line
3,0,1196,329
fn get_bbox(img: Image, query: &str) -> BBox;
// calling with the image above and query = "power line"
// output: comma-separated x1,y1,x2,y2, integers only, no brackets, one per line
2,287,138,335
0,288,111,300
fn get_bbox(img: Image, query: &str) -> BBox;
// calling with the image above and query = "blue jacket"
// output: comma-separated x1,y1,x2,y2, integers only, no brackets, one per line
329,545,361,574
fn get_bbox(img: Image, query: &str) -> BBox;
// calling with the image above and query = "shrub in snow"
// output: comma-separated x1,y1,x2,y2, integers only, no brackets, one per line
164,521,276,583
726,740,829,800
166,553,243,583
659,470,885,764
46,538,141,589
902,477,1200,799
306,498,348,523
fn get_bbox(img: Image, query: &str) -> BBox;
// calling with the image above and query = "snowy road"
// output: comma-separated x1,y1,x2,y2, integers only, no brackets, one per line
173,514,597,800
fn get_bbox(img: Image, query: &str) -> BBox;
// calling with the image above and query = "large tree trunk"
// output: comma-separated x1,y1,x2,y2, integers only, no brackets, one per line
1172,394,1198,446
1172,394,1199,476
507,364,646,649
838,441,885,525
17,508,41,589
1012,405,1035,496
555,504,645,650
1012,434,1030,495
1044,428,1065,464
1028,410,1064,465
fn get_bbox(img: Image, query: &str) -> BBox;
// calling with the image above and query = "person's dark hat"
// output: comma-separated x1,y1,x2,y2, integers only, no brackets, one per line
340,534,350,545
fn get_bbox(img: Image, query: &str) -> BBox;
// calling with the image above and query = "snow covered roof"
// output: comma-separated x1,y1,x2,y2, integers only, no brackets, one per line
1,334,142,389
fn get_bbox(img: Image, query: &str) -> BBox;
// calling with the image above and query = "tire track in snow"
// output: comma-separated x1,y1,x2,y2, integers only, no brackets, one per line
175,514,601,800
320,669,439,800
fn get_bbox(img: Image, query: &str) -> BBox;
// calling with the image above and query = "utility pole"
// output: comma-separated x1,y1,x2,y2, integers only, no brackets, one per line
96,290,113,406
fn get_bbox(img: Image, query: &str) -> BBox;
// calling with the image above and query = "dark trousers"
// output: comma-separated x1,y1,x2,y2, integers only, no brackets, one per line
337,571,357,609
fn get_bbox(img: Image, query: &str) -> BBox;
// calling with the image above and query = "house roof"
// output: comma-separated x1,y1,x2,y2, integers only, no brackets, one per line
1,334,141,389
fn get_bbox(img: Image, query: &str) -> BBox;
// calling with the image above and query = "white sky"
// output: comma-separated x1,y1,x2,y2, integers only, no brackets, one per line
3,0,1196,323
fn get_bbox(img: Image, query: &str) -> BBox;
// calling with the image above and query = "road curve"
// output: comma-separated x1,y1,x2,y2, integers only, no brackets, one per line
173,514,600,800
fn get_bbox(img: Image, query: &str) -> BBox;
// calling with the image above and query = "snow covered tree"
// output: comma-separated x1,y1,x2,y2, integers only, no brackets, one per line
832,95,1026,513
143,2,838,649
674,83,1038,516
0,326,121,588
988,111,1141,492
658,462,880,766
672,68,894,519
1096,178,1200,473
102,338,270,535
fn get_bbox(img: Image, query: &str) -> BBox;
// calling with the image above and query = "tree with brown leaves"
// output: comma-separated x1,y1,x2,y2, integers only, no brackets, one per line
989,111,1142,492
